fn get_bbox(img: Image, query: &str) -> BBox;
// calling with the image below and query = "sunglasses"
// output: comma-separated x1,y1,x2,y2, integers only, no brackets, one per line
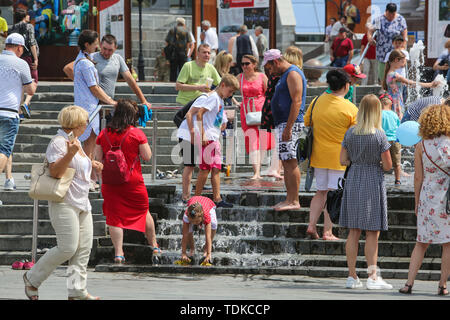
241,62,251,66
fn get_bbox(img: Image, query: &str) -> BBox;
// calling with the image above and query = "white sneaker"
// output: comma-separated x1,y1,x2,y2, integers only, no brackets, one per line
4,178,16,191
346,276,363,289
366,276,393,290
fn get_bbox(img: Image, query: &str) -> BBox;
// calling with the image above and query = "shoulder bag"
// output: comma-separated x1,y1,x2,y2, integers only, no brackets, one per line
28,136,76,202
241,74,262,126
422,141,450,214
326,163,351,223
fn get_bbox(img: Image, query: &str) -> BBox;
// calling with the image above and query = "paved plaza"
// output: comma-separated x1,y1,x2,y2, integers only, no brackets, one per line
0,266,447,301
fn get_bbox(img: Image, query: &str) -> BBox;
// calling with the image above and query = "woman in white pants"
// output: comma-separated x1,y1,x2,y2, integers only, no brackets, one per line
23,106,103,300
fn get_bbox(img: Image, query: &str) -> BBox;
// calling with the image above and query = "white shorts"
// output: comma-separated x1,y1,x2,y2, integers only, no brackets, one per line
314,168,345,191
183,208,218,233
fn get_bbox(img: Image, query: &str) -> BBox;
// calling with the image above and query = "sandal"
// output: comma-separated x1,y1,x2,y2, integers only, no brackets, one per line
114,256,125,264
23,273,38,300
151,245,162,256
395,180,401,185
438,286,449,296
399,283,413,294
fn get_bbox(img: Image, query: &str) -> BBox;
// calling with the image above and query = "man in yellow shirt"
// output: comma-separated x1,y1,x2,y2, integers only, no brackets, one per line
303,69,358,240
0,9,8,51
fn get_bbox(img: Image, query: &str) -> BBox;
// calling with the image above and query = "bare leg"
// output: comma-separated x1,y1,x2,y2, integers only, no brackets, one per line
306,190,327,238
5,155,12,180
322,208,339,240
0,153,8,174
399,242,429,291
439,243,449,294
210,168,221,202
82,131,98,182
365,231,380,279
274,159,300,211
108,226,124,257
194,169,210,197
394,165,401,182
346,228,362,279
250,150,261,179
144,211,158,248
182,166,195,201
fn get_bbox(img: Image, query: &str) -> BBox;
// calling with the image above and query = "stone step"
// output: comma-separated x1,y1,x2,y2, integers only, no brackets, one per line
35,82,178,95
155,205,418,226
151,235,441,258
31,93,179,104
94,264,443,280
0,219,107,236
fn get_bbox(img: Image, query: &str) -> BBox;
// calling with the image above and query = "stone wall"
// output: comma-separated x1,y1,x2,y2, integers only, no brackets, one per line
275,0,296,51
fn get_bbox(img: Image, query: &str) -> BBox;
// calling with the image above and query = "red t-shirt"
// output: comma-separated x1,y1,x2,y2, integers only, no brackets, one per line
361,34,376,60
184,196,216,226
331,37,354,57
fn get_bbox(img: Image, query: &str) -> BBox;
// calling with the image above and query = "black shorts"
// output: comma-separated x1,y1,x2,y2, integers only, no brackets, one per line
179,138,198,167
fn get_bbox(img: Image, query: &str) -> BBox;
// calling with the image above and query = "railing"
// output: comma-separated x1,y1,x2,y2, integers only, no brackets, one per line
92,104,240,181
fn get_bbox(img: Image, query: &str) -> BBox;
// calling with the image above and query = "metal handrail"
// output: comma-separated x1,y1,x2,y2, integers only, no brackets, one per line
94,104,239,181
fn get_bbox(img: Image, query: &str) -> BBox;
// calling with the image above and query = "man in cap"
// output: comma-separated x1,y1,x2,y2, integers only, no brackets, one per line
0,33,37,205
263,49,307,211
330,27,354,67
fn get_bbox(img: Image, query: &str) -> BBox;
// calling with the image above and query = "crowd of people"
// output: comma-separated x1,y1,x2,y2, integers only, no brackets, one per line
0,3,449,299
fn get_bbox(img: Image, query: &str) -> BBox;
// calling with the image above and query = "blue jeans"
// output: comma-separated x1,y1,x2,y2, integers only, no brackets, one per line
0,116,19,157
331,55,349,67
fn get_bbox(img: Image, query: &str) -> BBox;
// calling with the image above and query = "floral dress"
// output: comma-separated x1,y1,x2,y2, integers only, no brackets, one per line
417,136,450,244
386,71,404,117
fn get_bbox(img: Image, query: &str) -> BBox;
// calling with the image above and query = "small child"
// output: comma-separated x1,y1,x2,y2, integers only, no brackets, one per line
154,48,170,82
384,35,409,103
383,49,438,119
176,196,218,266
379,92,402,184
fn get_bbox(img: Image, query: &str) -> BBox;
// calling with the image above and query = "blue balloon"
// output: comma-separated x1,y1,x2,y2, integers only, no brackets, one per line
396,121,421,146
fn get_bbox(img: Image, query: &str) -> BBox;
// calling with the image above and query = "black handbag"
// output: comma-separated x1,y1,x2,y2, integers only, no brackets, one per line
296,96,319,162
326,164,351,224
445,24,450,38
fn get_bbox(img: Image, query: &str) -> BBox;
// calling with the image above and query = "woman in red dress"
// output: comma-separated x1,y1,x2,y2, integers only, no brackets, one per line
238,55,275,179
94,99,159,264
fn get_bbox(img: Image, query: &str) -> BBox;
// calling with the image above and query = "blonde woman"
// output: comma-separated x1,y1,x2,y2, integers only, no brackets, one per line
284,46,303,69
400,104,450,296
339,94,394,290
24,106,103,300
214,50,233,77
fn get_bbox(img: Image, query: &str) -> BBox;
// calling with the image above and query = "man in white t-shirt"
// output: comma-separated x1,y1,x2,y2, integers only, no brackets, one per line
177,74,239,208
0,34,37,205
201,20,218,64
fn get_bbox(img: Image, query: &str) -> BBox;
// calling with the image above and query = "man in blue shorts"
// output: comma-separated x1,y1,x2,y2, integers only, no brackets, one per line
0,33,37,205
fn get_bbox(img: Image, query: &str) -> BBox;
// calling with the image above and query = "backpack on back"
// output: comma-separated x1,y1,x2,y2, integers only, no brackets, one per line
102,128,138,185
8,22,39,58
173,93,208,128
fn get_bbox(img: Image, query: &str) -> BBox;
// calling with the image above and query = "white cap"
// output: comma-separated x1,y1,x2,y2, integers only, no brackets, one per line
5,33,25,47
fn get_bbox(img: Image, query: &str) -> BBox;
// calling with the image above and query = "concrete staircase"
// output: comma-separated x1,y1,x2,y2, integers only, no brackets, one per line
1,81,428,280
130,13,193,81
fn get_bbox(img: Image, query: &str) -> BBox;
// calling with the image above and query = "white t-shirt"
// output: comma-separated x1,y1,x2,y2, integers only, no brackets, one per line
384,49,409,78
0,50,33,118
204,28,218,50
177,91,228,142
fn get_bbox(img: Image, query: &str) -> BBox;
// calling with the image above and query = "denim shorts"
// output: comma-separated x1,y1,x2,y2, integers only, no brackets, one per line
0,116,19,157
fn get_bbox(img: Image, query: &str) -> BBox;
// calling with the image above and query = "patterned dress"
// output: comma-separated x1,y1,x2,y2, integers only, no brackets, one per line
339,128,391,231
417,136,450,244
374,14,407,62
386,71,404,117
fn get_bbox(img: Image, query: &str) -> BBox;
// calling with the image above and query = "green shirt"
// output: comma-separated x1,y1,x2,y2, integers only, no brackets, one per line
176,61,221,105
325,85,354,103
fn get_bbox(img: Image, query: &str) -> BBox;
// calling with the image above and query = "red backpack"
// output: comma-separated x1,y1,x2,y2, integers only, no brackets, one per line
102,128,138,185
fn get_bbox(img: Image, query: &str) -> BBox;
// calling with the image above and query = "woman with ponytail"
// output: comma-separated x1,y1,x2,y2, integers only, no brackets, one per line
383,49,438,119
74,30,116,190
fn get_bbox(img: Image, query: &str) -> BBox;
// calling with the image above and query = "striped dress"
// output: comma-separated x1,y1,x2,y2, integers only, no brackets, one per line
339,128,391,231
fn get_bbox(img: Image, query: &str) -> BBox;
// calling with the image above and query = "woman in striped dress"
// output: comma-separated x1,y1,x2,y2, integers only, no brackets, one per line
339,94,394,290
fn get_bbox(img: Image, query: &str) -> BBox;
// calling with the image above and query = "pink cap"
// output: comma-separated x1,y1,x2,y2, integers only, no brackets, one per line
262,49,282,67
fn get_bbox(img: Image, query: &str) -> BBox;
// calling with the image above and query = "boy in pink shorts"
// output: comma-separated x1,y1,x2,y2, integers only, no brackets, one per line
180,74,240,208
